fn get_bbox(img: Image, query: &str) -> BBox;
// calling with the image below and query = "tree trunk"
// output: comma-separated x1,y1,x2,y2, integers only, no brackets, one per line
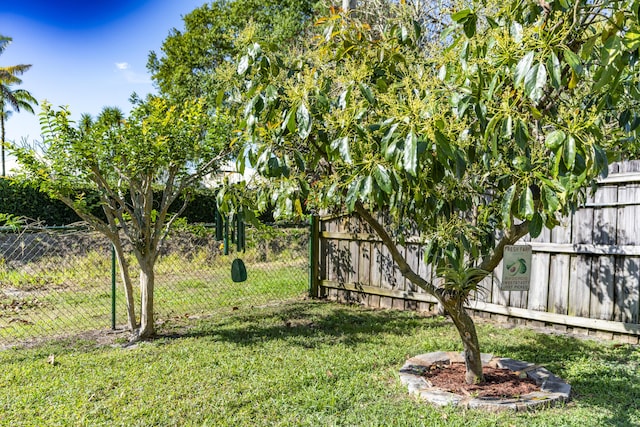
353,202,487,384
442,299,484,384
112,242,137,332
137,255,156,339
1,111,5,177
342,0,357,11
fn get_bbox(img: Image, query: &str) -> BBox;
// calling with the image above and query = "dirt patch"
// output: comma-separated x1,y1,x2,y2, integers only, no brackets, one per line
423,362,539,398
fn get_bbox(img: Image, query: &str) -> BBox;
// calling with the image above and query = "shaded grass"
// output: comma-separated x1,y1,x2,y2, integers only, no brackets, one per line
0,300,638,426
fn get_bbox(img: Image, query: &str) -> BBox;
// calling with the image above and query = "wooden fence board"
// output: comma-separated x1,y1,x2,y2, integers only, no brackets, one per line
568,255,592,318
369,241,383,309
378,244,395,309
546,222,571,314
568,199,594,318
323,219,337,301
590,186,617,321
528,252,550,311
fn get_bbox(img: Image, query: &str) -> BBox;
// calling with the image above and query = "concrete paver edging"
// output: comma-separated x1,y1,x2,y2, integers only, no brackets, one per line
399,351,571,412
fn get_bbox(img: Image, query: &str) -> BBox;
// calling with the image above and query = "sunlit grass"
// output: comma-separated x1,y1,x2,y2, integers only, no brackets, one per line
0,300,638,426
0,250,307,344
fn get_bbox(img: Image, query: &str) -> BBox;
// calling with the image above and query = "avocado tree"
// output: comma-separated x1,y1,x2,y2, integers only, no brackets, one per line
231,0,640,383
11,96,230,340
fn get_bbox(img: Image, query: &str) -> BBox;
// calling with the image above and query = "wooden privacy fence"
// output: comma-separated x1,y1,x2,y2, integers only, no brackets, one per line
312,161,640,343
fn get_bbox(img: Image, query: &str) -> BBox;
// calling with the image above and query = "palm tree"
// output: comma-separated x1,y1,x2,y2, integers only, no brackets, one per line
1,35,37,176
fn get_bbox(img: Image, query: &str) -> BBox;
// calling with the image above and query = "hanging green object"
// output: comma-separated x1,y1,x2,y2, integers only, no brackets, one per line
231,258,247,282
224,215,230,255
236,211,246,252
215,209,223,241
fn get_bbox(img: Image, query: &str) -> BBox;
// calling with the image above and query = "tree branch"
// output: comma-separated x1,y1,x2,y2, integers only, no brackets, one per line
478,221,530,274
354,201,442,298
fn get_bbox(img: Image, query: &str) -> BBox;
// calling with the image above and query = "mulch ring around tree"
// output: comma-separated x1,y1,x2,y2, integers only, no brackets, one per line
399,351,571,412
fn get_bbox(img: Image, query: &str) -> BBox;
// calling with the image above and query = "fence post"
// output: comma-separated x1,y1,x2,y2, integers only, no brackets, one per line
111,244,116,330
224,216,230,255
309,214,320,297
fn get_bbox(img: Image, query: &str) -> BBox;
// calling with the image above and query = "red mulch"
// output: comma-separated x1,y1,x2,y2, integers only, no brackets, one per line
422,363,539,398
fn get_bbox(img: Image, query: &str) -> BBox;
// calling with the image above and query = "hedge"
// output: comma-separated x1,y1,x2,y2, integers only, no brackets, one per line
0,178,220,226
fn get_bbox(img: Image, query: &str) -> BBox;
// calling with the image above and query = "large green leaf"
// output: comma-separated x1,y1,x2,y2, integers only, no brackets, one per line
359,83,376,106
501,184,516,227
373,164,392,194
264,85,278,103
592,56,623,93
330,137,352,164
247,42,262,59
451,9,472,22
435,130,455,162
563,135,576,170
284,108,296,134
547,51,561,89
515,52,534,87
529,212,544,238
514,119,529,148
524,62,547,103
346,178,361,212
623,28,640,50
542,185,560,213
296,103,312,140
382,122,399,154
463,14,477,38
360,175,373,200
519,186,535,220
545,130,566,151
563,50,583,75
403,130,418,176
237,55,251,75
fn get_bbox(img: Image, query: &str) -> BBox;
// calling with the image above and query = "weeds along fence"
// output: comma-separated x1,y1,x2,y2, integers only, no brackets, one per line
0,223,309,346
314,162,640,344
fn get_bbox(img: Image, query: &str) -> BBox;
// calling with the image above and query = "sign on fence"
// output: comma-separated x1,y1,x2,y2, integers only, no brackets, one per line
500,245,532,291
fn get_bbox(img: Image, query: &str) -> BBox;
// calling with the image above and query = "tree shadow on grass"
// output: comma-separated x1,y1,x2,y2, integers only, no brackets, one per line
155,300,450,350
487,331,640,427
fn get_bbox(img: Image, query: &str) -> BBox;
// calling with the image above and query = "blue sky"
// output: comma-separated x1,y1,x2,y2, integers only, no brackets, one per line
1,0,206,173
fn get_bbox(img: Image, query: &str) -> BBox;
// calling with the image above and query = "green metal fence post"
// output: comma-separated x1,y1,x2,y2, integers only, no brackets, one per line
309,214,320,298
215,209,223,241
224,216,230,255
111,244,116,330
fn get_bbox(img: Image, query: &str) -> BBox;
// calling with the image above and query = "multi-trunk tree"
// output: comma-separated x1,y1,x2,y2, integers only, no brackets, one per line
12,96,230,340
230,0,640,383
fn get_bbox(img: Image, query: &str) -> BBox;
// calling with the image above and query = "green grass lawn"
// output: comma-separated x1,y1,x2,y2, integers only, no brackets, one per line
0,299,638,426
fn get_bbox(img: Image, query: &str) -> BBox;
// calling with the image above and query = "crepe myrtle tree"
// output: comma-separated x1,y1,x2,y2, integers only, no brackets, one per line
230,0,640,383
11,96,230,340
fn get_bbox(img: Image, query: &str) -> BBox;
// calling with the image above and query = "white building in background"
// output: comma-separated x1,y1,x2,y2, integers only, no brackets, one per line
203,160,257,187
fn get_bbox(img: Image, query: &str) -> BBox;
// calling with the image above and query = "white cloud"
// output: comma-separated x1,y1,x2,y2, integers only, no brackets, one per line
114,62,151,85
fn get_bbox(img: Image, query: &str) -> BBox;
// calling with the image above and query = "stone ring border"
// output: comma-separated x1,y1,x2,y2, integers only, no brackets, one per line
399,351,571,412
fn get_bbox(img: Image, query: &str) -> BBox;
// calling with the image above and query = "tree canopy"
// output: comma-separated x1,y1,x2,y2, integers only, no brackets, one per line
230,0,640,383
12,95,230,339
147,0,324,101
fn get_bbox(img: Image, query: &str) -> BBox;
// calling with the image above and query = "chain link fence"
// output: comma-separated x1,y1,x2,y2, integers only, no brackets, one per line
0,223,309,346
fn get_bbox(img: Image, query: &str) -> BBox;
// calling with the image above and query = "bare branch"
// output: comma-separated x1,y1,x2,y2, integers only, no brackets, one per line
354,201,442,298
478,221,530,274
